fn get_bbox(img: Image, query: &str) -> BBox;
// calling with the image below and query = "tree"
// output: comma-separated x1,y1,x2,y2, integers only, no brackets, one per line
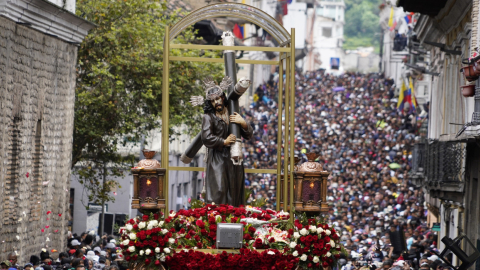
73,0,223,206
343,0,382,51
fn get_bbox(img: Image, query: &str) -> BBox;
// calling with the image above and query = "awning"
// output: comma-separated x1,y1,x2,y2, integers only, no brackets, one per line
397,0,448,17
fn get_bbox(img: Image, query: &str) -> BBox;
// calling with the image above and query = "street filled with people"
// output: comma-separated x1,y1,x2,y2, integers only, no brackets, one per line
241,70,437,270
2,70,438,270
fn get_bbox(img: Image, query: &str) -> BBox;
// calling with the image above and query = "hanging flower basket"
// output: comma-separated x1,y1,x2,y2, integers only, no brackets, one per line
474,60,480,75
460,66,479,82
461,84,475,97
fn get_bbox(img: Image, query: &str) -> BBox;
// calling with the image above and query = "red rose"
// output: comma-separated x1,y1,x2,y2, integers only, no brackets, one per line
133,224,139,230
209,217,215,224
254,238,263,245
196,219,205,228
142,215,149,221
209,224,217,231
244,234,252,241
201,229,207,235
196,242,203,248
248,226,256,233
154,260,160,266
144,258,150,265
153,213,159,220
125,256,131,261
323,261,330,267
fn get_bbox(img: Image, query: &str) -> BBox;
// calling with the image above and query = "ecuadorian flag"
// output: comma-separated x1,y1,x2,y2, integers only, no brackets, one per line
398,78,417,112
397,80,407,111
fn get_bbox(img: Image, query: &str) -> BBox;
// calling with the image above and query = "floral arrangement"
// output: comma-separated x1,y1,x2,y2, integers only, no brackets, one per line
118,204,345,270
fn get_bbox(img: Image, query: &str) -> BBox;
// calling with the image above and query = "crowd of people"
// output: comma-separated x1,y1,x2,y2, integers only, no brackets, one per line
241,70,437,270
2,70,437,270
0,234,126,270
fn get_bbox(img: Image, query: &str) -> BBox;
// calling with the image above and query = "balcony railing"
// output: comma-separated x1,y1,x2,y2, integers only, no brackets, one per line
424,141,466,184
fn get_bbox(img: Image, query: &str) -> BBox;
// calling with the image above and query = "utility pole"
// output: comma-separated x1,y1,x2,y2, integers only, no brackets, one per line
99,162,106,237
379,29,384,72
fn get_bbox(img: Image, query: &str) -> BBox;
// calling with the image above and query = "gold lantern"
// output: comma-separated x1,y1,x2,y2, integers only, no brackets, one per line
131,150,165,213
294,152,329,213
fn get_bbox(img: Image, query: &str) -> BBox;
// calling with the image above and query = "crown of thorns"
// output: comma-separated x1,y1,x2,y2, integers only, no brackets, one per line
203,76,232,100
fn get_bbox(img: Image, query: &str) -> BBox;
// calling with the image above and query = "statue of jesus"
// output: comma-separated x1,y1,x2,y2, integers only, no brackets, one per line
197,77,253,206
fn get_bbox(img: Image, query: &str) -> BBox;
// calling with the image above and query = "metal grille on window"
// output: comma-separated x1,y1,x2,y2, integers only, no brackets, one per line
425,141,465,183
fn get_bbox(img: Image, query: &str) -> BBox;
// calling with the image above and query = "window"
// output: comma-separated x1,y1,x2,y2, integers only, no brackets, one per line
322,27,332,38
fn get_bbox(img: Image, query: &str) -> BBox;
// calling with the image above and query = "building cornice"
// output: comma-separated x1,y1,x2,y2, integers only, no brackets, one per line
0,0,95,44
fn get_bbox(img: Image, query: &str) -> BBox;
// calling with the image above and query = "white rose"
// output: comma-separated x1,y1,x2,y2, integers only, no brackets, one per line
129,233,137,240
289,242,297,248
145,249,151,255
122,239,129,246
294,232,301,239
149,220,158,227
326,252,331,257
248,240,254,245
325,229,331,236
160,254,166,262
155,247,160,253
300,254,308,261
169,212,176,218
164,248,171,254
147,224,153,230
293,251,299,257
267,251,275,255
300,228,309,236
215,215,222,223
159,221,164,227
313,256,320,263
138,222,146,229
128,246,135,253
125,224,133,231
317,227,324,234
336,244,340,248
168,238,175,244
309,226,317,233
161,229,168,235
330,240,335,247
139,250,144,256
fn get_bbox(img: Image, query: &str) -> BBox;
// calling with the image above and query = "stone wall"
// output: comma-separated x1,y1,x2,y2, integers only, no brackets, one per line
0,16,77,263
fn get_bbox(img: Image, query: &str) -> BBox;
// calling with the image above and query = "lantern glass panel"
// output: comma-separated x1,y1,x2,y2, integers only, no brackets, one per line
139,176,158,198
302,181,321,202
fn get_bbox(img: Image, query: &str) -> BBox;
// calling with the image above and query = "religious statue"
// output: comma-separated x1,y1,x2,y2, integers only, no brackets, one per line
189,77,253,206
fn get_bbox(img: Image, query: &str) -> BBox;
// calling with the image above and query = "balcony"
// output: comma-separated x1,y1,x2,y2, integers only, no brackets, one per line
423,141,465,202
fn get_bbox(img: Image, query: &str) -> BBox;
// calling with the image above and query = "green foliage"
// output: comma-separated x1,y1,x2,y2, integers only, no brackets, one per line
73,0,223,205
190,199,205,209
343,0,382,51
245,188,267,208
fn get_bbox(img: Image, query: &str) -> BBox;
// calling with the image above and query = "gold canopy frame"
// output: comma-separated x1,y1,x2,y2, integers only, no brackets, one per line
162,3,296,220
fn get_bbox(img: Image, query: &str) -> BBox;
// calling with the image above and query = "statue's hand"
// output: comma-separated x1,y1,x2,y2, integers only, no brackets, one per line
224,134,236,146
230,112,247,129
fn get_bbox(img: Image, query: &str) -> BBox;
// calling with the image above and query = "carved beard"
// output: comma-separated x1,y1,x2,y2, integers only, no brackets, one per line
215,103,224,112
